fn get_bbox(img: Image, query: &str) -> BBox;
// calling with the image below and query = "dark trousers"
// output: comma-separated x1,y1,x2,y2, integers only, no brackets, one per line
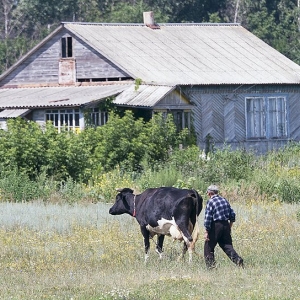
204,220,242,268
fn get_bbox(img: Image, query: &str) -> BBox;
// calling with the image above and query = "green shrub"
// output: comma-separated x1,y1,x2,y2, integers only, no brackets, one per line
0,169,42,202
206,147,255,182
137,165,184,191
275,178,300,203
94,111,147,173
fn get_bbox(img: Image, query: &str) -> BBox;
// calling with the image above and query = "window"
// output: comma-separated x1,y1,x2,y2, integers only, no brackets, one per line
89,108,108,127
155,110,191,131
246,97,265,138
61,37,73,58
46,109,80,132
246,96,287,139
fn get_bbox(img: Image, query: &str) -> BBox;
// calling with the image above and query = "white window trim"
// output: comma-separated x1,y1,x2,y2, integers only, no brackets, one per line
45,108,81,132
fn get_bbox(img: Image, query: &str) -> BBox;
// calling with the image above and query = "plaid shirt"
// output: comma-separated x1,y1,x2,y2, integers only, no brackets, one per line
204,194,236,231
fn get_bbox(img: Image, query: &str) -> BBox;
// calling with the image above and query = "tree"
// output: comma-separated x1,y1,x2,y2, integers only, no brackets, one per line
102,0,168,23
243,0,300,64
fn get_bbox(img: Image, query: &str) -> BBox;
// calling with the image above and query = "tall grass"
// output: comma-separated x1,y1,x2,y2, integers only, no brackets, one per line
2,144,300,204
0,200,299,299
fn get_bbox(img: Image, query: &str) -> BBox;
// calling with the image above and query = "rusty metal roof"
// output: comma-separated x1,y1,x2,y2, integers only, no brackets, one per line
0,84,130,109
114,85,176,107
63,22,300,85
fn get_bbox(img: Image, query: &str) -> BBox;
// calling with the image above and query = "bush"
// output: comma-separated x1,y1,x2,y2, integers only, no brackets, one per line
0,169,50,202
94,111,147,172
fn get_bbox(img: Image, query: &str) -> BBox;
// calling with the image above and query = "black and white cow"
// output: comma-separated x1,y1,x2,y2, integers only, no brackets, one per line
109,187,203,262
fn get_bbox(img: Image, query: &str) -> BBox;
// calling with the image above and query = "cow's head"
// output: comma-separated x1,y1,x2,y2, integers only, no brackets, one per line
109,188,134,215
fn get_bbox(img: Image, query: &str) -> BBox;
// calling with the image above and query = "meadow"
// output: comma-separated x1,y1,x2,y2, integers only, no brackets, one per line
0,198,299,300
1,143,300,299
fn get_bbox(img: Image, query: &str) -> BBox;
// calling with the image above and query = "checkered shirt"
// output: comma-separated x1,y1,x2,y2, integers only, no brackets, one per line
204,194,236,231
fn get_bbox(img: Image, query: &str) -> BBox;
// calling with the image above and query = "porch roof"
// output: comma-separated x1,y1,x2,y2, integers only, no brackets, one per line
114,85,176,107
0,84,130,109
0,84,183,110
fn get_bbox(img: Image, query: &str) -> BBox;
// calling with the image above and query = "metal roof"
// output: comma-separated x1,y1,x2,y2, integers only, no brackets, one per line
0,109,31,118
114,85,176,107
63,22,300,86
0,84,130,109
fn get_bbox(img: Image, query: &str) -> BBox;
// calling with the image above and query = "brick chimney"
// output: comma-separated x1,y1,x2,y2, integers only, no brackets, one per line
143,11,160,29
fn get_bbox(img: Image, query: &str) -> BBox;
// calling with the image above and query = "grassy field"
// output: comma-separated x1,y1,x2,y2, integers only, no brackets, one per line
0,199,299,300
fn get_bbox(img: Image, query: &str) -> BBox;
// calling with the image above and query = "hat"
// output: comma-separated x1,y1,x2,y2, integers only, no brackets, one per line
207,185,219,193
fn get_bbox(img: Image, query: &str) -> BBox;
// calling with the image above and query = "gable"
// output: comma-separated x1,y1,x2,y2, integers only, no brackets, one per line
153,89,191,110
0,28,132,87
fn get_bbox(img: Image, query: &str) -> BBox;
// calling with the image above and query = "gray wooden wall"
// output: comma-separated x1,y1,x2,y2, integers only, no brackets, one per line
185,85,300,154
1,29,129,87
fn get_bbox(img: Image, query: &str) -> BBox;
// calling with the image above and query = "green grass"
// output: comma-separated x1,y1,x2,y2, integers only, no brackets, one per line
0,200,299,299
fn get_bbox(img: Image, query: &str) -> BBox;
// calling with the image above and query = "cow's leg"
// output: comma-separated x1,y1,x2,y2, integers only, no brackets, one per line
177,242,193,263
141,226,150,262
177,242,188,261
155,235,165,259
181,220,199,263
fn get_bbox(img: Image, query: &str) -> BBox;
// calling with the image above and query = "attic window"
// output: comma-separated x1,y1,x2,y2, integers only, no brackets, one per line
61,37,73,58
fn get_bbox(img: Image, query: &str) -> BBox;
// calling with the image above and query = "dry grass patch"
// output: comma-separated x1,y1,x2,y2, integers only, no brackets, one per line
0,201,299,299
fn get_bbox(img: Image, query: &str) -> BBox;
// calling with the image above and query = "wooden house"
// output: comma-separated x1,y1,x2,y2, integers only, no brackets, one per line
1,11,300,153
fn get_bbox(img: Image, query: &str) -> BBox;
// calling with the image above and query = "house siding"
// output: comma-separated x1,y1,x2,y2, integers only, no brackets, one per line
1,29,130,87
1,35,62,86
184,85,300,153
32,110,45,127
74,37,129,80
153,90,191,109
288,92,300,140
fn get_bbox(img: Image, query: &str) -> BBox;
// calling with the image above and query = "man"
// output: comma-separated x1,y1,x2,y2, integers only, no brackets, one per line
204,185,244,269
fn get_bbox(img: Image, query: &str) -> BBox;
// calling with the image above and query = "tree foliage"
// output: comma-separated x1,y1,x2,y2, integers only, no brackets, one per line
0,113,193,183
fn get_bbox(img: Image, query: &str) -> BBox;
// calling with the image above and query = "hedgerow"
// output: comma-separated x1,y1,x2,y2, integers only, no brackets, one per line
1,115,300,203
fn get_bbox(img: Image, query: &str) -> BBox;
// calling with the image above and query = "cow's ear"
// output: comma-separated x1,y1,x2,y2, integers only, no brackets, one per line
116,188,134,194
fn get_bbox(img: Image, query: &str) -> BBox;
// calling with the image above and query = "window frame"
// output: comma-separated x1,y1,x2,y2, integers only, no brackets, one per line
88,107,108,127
245,95,288,140
154,109,191,132
45,108,80,132
61,36,73,58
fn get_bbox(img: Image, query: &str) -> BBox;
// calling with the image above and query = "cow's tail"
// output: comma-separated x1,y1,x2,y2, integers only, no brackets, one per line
192,189,203,216
190,189,202,250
